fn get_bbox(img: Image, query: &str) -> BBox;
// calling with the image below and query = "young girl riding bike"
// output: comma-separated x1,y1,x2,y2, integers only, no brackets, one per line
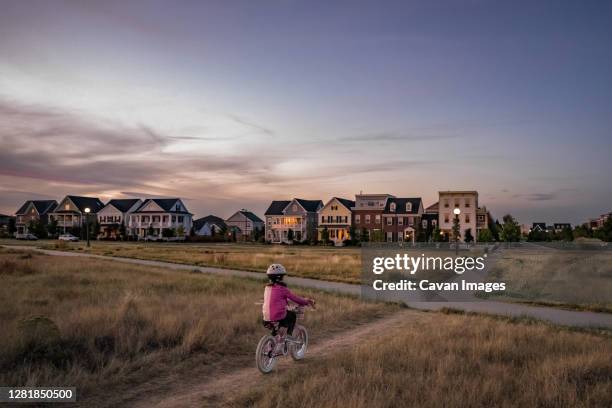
262,264,315,338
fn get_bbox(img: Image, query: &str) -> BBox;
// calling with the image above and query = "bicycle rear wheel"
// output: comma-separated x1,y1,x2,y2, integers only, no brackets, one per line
256,335,278,373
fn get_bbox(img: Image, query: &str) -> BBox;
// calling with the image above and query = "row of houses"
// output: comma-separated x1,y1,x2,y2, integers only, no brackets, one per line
14,195,265,240
264,191,491,245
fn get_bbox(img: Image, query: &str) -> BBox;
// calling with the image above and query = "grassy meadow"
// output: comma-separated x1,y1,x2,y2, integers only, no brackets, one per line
2,239,611,311
32,240,363,283
0,247,395,405
485,249,612,312
235,310,612,408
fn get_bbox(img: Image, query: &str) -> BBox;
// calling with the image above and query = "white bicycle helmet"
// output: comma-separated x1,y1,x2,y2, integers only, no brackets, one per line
266,263,286,275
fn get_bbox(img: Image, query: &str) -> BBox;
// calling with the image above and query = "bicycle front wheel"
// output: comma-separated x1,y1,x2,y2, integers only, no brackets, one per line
290,325,308,361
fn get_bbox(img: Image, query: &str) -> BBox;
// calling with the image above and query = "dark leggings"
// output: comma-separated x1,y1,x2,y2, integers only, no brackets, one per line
278,310,297,335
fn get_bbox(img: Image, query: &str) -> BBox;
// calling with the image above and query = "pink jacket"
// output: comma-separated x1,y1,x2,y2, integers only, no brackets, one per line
262,283,309,321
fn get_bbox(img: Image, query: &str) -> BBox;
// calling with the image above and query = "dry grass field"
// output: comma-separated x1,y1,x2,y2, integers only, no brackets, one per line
0,247,394,405
31,240,362,283
235,310,612,408
485,249,612,311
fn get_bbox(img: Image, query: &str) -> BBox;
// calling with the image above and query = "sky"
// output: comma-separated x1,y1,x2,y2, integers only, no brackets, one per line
1,0,611,225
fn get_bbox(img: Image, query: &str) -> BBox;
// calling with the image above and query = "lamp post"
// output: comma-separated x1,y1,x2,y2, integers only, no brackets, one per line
453,207,461,255
84,207,91,247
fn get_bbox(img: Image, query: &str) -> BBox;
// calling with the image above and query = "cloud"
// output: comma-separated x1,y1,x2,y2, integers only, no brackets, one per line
338,132,460,144
527,193,558,201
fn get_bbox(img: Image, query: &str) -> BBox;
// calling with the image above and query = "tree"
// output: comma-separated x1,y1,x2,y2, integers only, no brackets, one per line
321,227,330,245
477,229,493,242
561,226,574,242
287,228,294,242
162,228,175,238
500,214,521,242
147,225,155,237
370,230,385,242
176,225,185,237
573,225,592,239
8,218,16,235
360,228,369,242
452,216,461,242
432,226,442,242
464,228,474,243
528,229,547,242
349,225,357,243
28,219,47,239
490,219,501,241
119,222,127,240
47,218,58,237
594,217,612,242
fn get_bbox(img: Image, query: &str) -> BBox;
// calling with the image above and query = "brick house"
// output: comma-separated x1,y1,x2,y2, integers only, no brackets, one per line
351,194,394,241
382,197,424,243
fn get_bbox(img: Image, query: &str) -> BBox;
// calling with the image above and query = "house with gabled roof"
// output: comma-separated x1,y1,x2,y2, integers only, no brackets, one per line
193,215,226,237
97,198,143,239
127,198,193,240
265,198,323,243
14,200,57,235
225,209,264,240
49,195,104,235
382,197,424,243
317,197,355,246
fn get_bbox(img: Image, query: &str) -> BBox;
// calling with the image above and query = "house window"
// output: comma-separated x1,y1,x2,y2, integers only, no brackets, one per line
355,214,361,223
292,204,297,211
465,200,470,208
398,234,403,242
31,208,35,214
444,214,449,223
455,200,460,208
375,215,381,224
172,216,176,223
365,215,370,224
465,215,470,223
65,204,70,210
321,216,325,223
422,220,427,229
390,203,396,212
387,217,392,225
398,218,403,225
344,216,348,223
386,232,393,242
444,200,449,208
178,216,184,223
408,218,414,226
406,202,412,212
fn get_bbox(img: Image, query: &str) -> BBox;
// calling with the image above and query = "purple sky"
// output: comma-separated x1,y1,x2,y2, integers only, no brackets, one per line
1,0,611,224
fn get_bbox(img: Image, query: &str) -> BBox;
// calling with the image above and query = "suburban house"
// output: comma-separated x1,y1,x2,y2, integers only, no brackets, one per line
128,198,193,239
553,223,572,232
15,200,57,235
588,212,611,229
352,194,394,241
317,197,355,246
265,198,323,243
476,206,490,237
225,210,264,239
438,191,479,242
421,202,439,240
531,222,548,232
97,199,142,239
49,196,104,234
193,215,226,237
382,197,424,243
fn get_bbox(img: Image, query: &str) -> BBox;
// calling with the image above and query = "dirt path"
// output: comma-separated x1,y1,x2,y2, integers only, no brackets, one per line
129,309,417,408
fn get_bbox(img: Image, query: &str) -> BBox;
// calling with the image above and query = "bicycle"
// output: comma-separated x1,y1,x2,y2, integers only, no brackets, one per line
255,304,310,374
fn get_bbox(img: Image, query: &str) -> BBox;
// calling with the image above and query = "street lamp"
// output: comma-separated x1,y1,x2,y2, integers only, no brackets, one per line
84,207,91,248
453,208,461,255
